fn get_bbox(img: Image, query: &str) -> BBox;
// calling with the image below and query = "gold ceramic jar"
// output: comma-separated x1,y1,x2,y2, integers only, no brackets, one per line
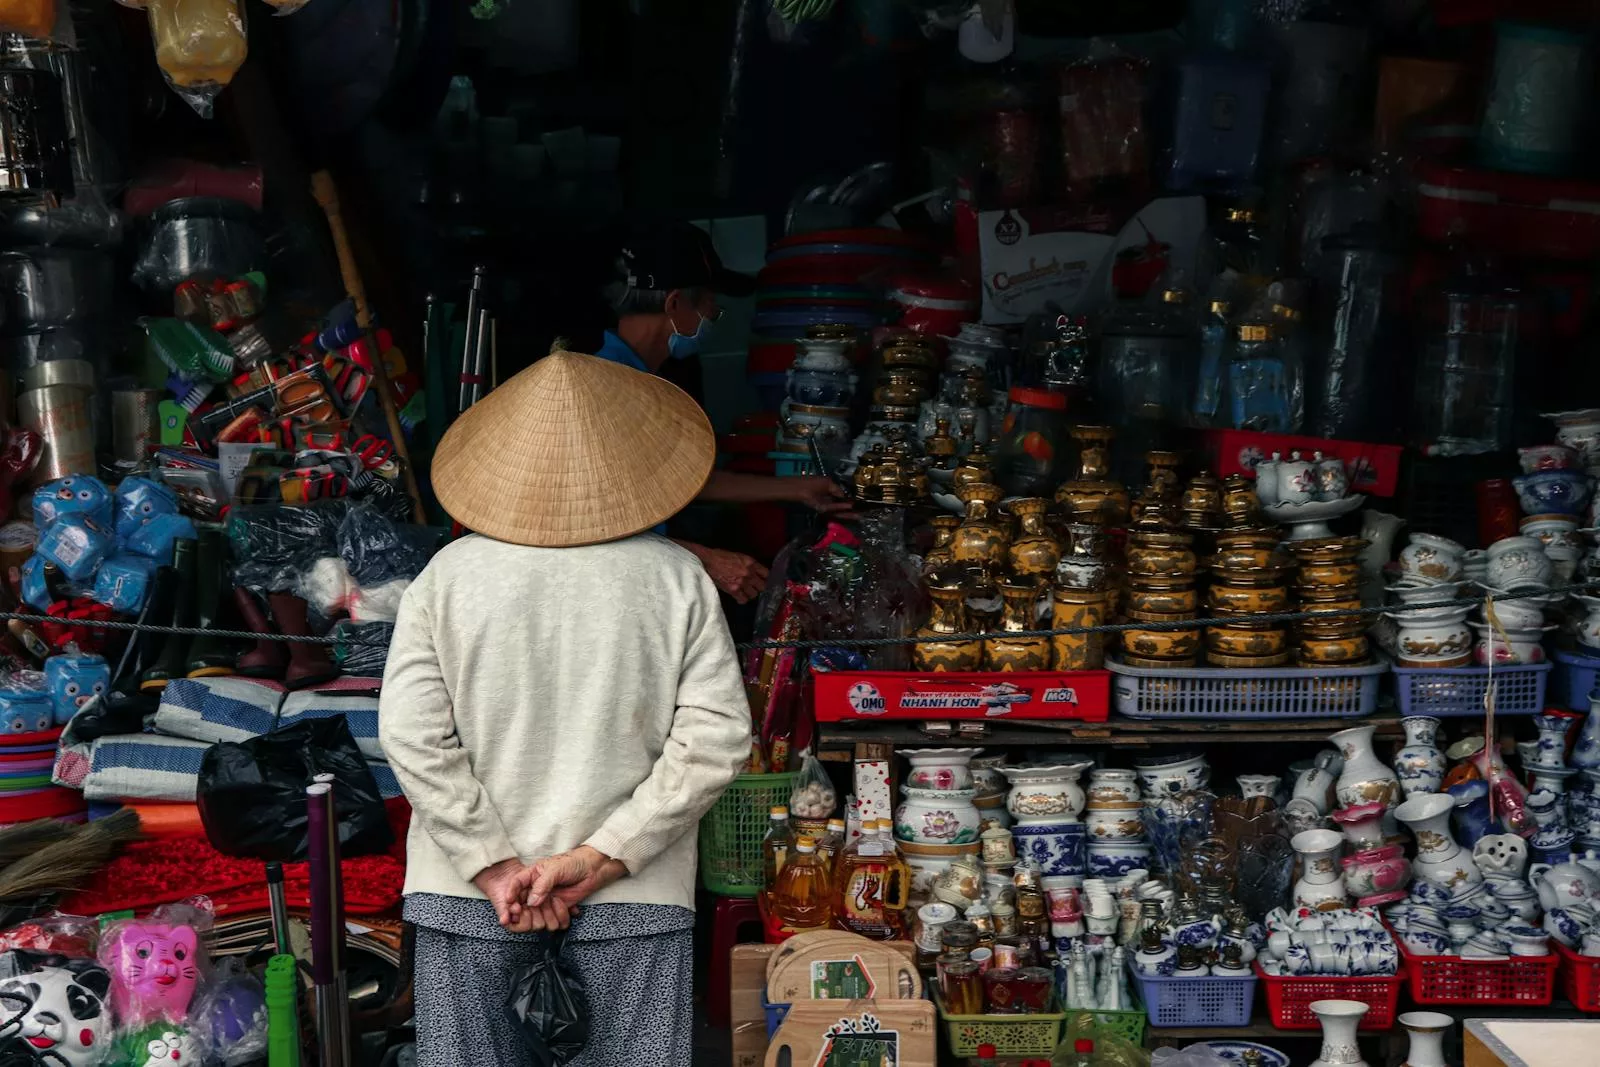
1127,576,1199,615
986,580,1050,672
1296,560,1363,591
1297,612,1369,639
1284,535,1368,565
952,483,1011,577
1220,473,1263,527
1298,633,1371,665
1208,582,1291,616
1125,527,1197,576
925,418,960,471
1007,498,1061,580
1054,425,1129,525
1051,586,1108,669
953,443,997,493
913,574,983,672
1180,471,1225,528
1205,623,1289,658
1121,609,1201,666
923,515,961,571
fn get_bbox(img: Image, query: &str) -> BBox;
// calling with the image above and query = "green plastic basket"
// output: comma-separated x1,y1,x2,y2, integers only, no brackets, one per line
698,771,798,897
936,992,1065,1058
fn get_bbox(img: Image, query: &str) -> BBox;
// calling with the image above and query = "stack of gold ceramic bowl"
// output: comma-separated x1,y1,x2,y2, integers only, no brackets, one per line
1286,536,1372,666
1206,529,1294,667
1121,514,1201,667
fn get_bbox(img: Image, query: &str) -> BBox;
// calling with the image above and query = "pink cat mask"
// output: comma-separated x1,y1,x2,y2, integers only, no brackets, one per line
98,923,200,1028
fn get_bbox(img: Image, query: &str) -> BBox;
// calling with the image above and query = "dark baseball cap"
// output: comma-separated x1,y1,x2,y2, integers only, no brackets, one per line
618,223,756,297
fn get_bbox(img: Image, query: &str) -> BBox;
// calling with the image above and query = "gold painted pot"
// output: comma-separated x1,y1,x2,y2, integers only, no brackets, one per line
1211,546,1287,571
1297,560,1363,590
1208,649,1292,668
1297,615,1369,640
1128,583,1200,615
952,443,996,493
1051,586,1107,669
923,515,961,571
1181,471,1224,524
1055,424,1129,525
1007,498,1061,580
1221,474,1263,527
952,483,1011,576
1299,634,1371,665
1126,529,1197,576
1284,535,1368,565
1209,583,1290,616
913,578,983,672
986,580,1050,672
1121,609,1201,664
1205,623,1288,658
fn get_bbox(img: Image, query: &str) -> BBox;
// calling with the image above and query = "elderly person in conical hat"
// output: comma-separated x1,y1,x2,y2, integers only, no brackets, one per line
379,352,751,1066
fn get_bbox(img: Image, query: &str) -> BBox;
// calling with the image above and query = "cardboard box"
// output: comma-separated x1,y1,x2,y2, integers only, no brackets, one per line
971,196,1206,324
764,999,936,1067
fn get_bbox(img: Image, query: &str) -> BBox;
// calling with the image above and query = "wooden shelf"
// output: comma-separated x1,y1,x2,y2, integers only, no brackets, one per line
819,712,1406,751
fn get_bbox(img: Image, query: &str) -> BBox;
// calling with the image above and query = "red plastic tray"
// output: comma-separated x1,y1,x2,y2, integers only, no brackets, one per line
1395,938,1558,1006
1555,940,1600,1013
1202,429,1403,498
1416,161,1600,263
812,670,1111,723
1255,963,1403,1030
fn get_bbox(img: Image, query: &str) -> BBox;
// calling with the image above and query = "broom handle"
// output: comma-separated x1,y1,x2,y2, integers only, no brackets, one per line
310,170,426,524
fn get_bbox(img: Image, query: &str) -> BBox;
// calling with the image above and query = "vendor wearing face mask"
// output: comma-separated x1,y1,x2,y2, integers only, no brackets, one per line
593,223,850,603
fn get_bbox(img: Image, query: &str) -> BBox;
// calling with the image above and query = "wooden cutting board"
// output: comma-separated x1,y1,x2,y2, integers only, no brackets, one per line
764,998,936,1067
767,932,922,1004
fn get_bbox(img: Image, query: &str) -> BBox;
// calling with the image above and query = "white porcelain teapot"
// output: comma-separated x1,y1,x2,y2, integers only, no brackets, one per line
1529,859,1600,912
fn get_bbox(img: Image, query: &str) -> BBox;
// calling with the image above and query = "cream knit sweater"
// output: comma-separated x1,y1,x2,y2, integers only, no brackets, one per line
378,532,751,909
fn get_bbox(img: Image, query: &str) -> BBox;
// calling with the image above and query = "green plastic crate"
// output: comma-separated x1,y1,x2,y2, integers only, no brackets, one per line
697,771,798,896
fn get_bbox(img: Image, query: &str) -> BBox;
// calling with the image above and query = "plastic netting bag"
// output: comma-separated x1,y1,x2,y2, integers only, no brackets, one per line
788,750,837,824
507,932,588,1067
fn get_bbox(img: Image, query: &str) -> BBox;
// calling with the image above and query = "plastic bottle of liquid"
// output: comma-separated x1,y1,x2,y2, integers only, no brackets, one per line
833,820,910,939
816,818,846,872
1068,1038,1098,1066
761,806,792,894
771,836,834,930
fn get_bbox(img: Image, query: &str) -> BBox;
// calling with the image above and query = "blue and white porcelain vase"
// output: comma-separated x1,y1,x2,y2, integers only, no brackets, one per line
1572,699,1600,773
1393,716,1446,799
1534,712,1578,771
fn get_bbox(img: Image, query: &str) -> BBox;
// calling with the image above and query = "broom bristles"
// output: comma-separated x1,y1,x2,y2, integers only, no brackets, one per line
0,819,78,870
0,809,142,902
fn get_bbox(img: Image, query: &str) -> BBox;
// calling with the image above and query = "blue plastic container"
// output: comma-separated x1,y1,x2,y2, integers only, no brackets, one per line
1108,656,1386,720
1550,646,1600,711
1392,660,1551,717
1131,962,1256,1028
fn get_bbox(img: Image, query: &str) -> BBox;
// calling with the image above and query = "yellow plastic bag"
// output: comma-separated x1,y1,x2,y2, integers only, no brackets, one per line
147,0,247,115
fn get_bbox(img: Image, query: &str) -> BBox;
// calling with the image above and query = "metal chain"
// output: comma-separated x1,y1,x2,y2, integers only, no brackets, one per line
733,579,1598,653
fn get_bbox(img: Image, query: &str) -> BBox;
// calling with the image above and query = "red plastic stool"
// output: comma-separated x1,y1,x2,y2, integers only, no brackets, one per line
706,896,763,1029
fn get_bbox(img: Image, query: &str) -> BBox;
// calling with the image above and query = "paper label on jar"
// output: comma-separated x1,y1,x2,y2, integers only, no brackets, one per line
809,957,875,999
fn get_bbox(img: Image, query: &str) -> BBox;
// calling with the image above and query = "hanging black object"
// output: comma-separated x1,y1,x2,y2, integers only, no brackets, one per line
507,932,589,1067
0,69,74,199
197,716,393,861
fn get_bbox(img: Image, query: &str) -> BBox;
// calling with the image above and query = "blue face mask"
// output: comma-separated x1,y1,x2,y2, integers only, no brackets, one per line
667,309,711,361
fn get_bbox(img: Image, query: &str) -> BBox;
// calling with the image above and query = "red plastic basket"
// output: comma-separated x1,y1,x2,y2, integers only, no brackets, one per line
1396,938,1558,1006
1555,940,1600,1013
1255,964,1404,1030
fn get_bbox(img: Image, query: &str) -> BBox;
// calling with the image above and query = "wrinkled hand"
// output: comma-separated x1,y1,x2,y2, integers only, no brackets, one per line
789,476,854,516
472,858,537,933
700,548,769,604
523,846,627,931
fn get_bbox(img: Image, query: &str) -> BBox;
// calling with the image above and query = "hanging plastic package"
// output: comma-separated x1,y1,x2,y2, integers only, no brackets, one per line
195,716,394,861
92,553,158,614
145,0,248,118
18,554,51,612
788,749,838,838
507,932,589,1067
0,0,55,40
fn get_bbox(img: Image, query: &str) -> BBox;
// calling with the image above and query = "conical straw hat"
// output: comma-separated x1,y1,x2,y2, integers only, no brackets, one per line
432,351,714,547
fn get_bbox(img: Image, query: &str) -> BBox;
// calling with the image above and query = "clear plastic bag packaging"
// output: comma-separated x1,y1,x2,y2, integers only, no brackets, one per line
190,957,267,1065
113,476,180,542
33,476,112,530
1057,45,1150,202
348,577,408,623
96,898,215,1030
330,619,392,677
0,914,98,957
146,0,248,118
788,749,838,837
225,500,349,565
35,516,113,584
0,948,115,1066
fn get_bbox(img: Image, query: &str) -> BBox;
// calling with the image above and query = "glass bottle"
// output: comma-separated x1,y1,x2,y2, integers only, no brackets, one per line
761,806,792,894
1192,298,1232,426
1099,285,1196,427
994,388,1070,497
1412,278,1523,457
771,836,834,931
1225,320,1295,432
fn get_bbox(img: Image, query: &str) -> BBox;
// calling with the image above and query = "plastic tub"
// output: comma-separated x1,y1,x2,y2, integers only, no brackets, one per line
1130,965,1256,1028
1256,964,1403,1030
1551,646,1600,711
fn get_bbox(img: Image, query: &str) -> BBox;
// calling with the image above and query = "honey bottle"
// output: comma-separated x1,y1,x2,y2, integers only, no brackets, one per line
771,836,834,931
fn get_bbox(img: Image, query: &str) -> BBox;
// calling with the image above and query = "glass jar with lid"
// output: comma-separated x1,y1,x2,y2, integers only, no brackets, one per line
1099,287,1196,426
995,387,1069,497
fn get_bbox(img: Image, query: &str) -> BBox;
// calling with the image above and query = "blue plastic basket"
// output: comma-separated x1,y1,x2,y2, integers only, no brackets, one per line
1551,647,1600,711
1106,656,1386,720
761,993,790,1038
1392,661,1552,717
1129,964,1256,1028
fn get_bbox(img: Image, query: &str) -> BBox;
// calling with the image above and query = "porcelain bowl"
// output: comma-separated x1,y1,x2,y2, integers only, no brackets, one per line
1084,802,1145,842
1133,752,1210,798
1010,821,1087,877
1087,840,1152,879
1514,469,1592,518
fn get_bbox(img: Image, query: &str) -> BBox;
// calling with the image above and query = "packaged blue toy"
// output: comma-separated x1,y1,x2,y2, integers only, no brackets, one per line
32,476,113,529
125,512,198,566
35,516,114,583
93,554,158,614
114,475,181,541
18,555,51,612
0,688,53,734
44,653,109,724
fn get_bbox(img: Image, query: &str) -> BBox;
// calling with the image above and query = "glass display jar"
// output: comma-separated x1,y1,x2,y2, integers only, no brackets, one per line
994,387,1069,497
1411,279,1526,457
1099,288,1196,426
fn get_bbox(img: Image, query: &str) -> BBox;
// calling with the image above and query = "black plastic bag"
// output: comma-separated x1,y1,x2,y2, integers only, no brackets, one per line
196,716,394,861
507,932,588,1066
